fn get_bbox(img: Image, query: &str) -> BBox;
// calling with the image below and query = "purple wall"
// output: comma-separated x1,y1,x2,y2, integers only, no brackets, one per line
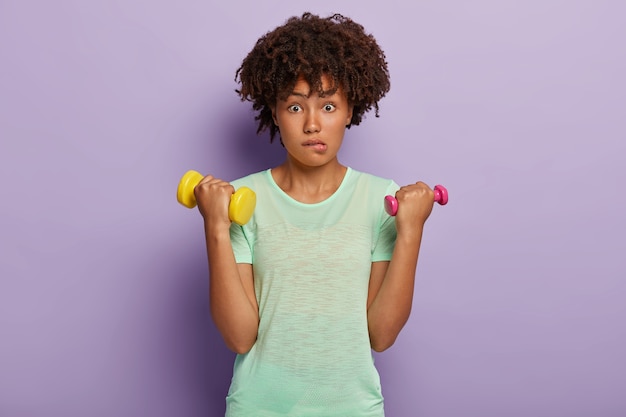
1,1,624,416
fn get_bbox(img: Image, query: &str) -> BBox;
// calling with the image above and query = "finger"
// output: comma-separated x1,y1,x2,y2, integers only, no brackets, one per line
197,174,218,185
397,183,431,197
194,178,235,200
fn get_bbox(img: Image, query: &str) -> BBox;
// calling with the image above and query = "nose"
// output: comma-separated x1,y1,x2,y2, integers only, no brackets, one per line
304,110,320,133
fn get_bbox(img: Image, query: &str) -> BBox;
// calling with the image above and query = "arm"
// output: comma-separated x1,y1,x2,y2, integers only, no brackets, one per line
367,182,434,352
196,176,259,354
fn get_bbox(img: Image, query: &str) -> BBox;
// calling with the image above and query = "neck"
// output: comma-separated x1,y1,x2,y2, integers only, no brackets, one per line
271,158,347,204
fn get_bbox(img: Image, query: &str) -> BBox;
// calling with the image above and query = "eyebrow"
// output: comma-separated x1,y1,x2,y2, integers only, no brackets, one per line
289,91,310,98
287,89,339,99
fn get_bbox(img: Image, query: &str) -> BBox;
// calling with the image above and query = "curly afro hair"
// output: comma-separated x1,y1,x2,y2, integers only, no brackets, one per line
235,12,391,142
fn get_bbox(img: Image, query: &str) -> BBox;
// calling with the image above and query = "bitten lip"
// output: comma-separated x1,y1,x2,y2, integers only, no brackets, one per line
302,139,326,146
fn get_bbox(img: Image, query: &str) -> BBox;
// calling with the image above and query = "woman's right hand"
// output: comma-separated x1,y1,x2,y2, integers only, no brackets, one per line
193,175,235,230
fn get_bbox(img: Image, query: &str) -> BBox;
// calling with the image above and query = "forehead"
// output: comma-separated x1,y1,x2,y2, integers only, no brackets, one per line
287,74,343,98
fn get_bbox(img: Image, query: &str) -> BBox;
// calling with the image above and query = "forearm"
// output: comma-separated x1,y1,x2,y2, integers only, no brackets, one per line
205,224,259,353
367,229,423,352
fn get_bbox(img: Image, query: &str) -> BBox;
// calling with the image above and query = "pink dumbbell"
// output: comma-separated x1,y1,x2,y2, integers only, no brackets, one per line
384,184,448,216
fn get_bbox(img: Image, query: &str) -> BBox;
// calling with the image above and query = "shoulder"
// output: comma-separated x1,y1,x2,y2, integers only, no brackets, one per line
230,169,271,189
348,168,399,194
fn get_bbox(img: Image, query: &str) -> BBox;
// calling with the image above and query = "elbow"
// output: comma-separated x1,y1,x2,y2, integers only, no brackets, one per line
370,334,398,353
227,338,256,355
368,318,405,352
211,309,259,355
232,345,254,355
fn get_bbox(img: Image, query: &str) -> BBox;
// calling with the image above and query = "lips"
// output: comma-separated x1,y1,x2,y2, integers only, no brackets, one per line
302,139,327,151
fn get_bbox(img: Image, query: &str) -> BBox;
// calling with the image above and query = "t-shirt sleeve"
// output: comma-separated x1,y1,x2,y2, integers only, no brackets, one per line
230,223,253,264
371,181,399,262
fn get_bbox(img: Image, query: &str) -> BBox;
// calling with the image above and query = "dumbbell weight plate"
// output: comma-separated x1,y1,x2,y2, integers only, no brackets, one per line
229,186,256,226
177,170,205,208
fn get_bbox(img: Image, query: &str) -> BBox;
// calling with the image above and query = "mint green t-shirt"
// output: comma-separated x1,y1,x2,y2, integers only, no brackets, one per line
225,167,399,417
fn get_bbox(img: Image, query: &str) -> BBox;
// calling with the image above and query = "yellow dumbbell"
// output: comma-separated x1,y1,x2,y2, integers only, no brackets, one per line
176,170,256,226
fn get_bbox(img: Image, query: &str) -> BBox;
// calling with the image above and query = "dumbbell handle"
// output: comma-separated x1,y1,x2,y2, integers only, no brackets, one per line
176,170,256,226
384,184,448,216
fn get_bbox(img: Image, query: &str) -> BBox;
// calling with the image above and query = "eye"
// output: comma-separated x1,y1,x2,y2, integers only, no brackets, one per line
288,104,302,113
323,103,336,112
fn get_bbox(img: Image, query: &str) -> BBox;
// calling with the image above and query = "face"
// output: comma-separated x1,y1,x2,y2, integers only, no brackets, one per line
271,75,353,169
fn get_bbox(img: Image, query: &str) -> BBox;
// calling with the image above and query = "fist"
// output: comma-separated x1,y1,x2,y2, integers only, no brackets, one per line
193,175,235,227
392,182,435,229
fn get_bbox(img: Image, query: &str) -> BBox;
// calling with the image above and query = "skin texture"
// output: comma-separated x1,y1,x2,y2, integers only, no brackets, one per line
195,75,435,353
235,13,390,142
269,75,353,203
194,176,258,353
366,181,434,351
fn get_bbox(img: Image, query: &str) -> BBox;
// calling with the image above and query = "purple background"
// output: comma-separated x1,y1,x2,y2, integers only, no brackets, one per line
1,1,624,416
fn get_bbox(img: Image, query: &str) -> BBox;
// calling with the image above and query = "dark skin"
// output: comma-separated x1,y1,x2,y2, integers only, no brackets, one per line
235,13,390,142
195,75,434,353
194,12,433,353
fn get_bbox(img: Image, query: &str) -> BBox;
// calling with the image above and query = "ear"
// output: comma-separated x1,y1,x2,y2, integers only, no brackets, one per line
270,105,278,125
